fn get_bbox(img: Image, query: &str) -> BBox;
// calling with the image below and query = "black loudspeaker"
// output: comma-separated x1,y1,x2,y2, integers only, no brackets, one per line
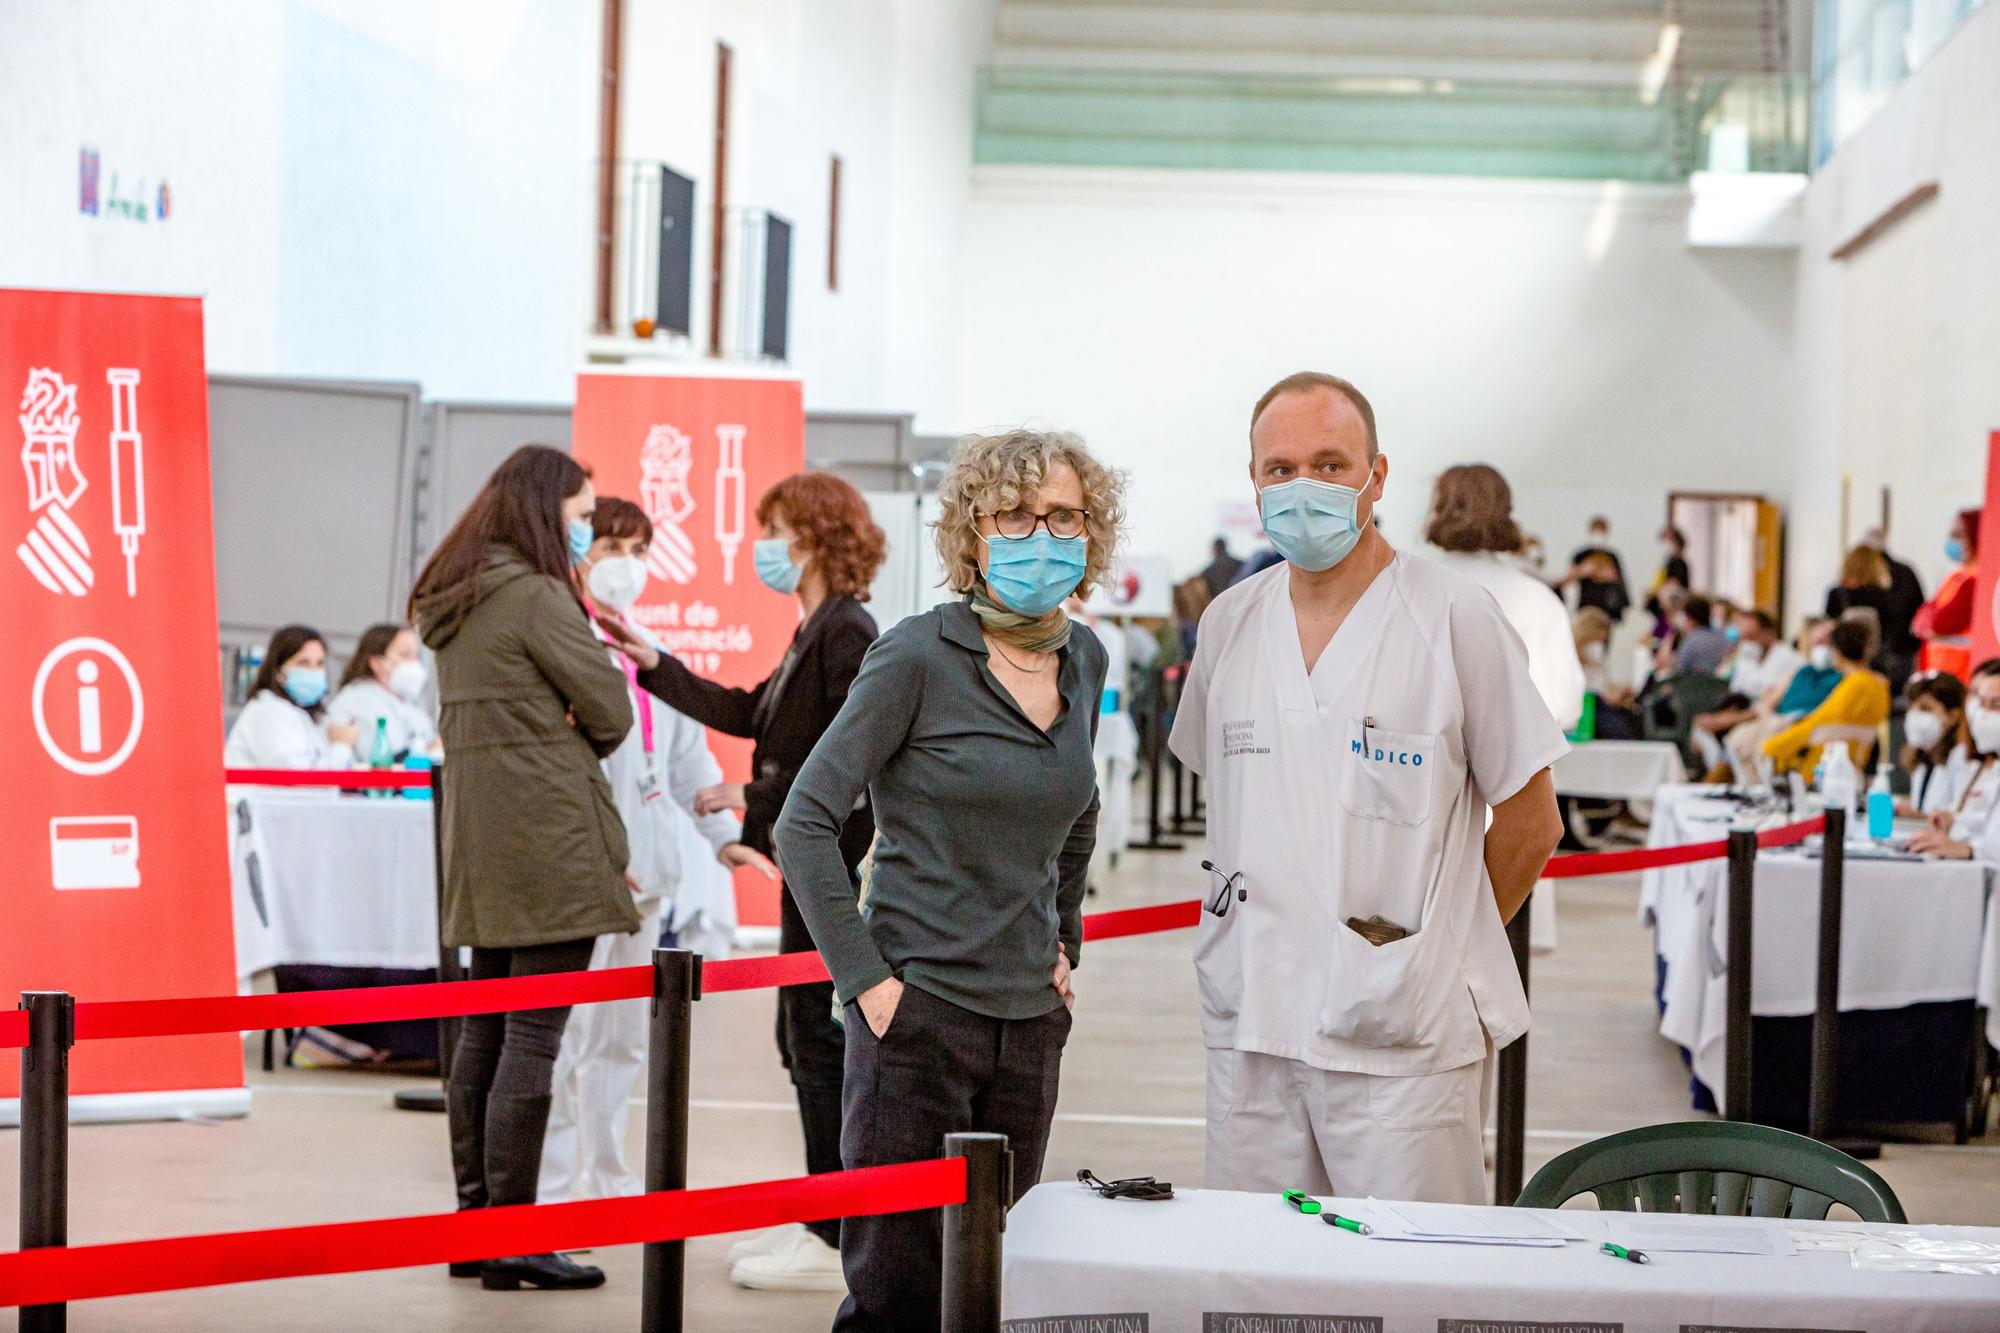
657,166,695,336
762,212,791,361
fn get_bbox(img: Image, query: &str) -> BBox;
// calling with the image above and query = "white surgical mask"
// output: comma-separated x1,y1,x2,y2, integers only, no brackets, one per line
1904,710,1946,752
1737,641,1765,666
588,554,649,611
1972,702,2000,756
1583,641,1606,665
1810,645,1834,671
388,659,428,703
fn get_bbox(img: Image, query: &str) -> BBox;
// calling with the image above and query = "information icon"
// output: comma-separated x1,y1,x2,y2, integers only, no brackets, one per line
33,636,144,776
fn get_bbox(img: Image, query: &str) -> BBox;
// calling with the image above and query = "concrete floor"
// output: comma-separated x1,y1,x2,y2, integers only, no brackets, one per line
9,843,2000,1330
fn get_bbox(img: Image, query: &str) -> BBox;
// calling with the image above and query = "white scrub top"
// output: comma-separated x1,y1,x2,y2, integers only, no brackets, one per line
1949,753,2000,845
1912,743,1974,817
1170,554,1568,1077
223,690,354,769
1430,550,1585,733
1730,641,1803,701
326,679,437,761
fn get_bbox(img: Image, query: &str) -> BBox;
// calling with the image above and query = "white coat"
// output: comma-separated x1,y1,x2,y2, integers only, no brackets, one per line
1170,554,1567,1201
541,636,741,1203
223,690,354,770
325,679,437,762
1431,550,1586,733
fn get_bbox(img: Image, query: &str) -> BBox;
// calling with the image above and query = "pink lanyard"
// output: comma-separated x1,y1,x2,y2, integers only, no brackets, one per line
621,654,656,756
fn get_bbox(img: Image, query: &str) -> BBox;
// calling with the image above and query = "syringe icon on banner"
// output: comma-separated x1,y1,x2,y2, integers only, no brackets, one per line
714,424,746,584
107,369,146,596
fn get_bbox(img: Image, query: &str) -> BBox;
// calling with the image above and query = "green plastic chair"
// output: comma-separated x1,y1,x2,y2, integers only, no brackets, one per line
1640,671,1734,772
1516,1121,1907,1224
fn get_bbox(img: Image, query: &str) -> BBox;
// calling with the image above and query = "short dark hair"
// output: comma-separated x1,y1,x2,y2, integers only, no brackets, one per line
1424,464,1522,555
340,622,410,689
1249,372,1378,457
1829,619,1873,664
1683,594,1712,626
1663,526,1687,551
1739,608,1777,635
593,496,653,547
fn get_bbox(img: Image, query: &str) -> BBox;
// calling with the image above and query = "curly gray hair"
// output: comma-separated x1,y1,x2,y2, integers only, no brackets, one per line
932,429,1127,597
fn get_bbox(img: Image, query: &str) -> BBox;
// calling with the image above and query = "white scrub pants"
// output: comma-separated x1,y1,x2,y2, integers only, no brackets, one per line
539,895,663,1202
1205,1048,1489,1205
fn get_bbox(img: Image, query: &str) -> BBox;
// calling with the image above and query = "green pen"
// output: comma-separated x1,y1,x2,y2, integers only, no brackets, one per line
1281,1190,1322,1215
1600,1242,1650,1265
1323,1212,1372,1235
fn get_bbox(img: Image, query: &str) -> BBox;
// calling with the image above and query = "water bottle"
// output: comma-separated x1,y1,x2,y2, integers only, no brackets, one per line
1867,762,1895,840
403,751,433,801
368,718,393,799
1819,741,1858,825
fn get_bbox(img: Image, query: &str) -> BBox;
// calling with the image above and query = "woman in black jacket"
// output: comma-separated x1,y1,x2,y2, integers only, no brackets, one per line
599,469,885,1291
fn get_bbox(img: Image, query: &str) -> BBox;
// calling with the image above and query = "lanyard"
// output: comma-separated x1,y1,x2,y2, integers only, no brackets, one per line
620,654,656,757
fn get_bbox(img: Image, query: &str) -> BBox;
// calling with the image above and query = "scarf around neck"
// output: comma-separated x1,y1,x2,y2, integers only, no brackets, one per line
968,585,1071,655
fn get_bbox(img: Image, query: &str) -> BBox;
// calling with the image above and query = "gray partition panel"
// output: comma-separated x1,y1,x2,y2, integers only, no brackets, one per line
418,400,573,577
207,374,420,651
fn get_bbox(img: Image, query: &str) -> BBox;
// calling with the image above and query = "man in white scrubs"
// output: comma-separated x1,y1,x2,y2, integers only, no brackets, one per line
1170,372,1566,1204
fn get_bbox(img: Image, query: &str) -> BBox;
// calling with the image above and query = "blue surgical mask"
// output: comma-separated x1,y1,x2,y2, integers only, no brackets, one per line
1947,537,1968,564
1724,624,1741,644
982,531,1088,617
1259,477,1368,572
754,538,804,595
283,667,328,709
567,518,594,565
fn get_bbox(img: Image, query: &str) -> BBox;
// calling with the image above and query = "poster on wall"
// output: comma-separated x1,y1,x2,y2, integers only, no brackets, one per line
0,288,243,1117
573,370,805,930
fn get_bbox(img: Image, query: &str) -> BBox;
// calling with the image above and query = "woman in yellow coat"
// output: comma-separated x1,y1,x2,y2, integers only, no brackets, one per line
1763,619,1890,775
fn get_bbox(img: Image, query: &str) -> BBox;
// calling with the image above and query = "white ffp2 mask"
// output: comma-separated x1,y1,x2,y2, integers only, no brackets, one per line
588,555,650,611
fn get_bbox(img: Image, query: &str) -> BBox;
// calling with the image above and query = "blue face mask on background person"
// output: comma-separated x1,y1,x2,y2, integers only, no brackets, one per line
754,537,805,595
567,518,594,565
1724,624,1741,644
983,531,1087,617
1259,477,1368,572
283,667,327,709
1947,537,1968,564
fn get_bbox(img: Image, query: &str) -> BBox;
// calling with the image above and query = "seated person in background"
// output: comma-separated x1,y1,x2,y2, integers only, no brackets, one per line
1710,597,1741,635
1671,595,1731,675
1726,617,1842,777
1760,619,1890,777
1896,671,1968,817
1573,605,1640,740
327,622,438,763
1647,581,1689,647
1906,660,2000,858
223,624,359,768
1690,609,1803,778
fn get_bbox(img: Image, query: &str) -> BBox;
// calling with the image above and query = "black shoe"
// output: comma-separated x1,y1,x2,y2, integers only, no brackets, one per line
481,1253,606,1291
446,1084,491,1277
448,1261,483,1278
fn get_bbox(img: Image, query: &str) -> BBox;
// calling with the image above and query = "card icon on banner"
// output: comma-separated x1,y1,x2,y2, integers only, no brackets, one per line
50,816,141,890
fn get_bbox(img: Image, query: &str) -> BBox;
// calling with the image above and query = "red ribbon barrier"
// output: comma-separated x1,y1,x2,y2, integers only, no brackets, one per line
1083,898,1203,941
705,950,831,992
0,1009,25,1048
0,1158,965,1310
224,768,434,789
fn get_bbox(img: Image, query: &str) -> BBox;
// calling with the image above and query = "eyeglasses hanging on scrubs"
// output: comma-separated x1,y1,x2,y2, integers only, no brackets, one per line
1258,477,1368,572
1200,860,1247,917
981,506,1091,617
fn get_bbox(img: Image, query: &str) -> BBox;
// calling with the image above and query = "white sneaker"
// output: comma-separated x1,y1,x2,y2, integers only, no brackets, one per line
724,1223,800,1266
729,1229,846,1292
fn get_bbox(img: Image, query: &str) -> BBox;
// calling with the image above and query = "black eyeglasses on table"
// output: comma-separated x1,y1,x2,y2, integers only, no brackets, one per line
1077,1168,1174,1201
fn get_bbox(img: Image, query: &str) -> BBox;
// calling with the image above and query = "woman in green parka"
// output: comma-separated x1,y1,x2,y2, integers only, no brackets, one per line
410,444,634,1293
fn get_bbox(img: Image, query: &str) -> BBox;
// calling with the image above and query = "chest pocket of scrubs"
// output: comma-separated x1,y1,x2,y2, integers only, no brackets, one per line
1336,718,1436,827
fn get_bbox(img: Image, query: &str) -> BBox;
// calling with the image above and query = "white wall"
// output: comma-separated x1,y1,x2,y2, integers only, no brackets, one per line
957,166,1798,585
1788,0,2000,617
1,0,595,402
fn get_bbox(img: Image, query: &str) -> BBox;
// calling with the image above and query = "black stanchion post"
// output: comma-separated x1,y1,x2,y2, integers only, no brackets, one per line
641,948,700,1333
20,990,75,1333
1132,664,1182,853
941,1132,1010,1333
1807,808,1878,1158
1492,895,1532,1207
1170,751,1186,829
396,762,451,1113
1723,827,1758,1123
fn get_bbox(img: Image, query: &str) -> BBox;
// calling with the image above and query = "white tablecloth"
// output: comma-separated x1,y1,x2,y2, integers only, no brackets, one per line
1651,844,1992,1107
1002,1185,2000,1332
1553,739,1687,801
229,792,439,980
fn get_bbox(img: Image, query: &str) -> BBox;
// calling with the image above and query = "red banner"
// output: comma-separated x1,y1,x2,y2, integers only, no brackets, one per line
572,371,806,927
0,289,240,1102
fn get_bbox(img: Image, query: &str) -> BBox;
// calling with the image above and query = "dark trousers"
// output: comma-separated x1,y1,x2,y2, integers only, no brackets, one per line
448,937,596,1207
834,986,1070,1332
779,883,848,1247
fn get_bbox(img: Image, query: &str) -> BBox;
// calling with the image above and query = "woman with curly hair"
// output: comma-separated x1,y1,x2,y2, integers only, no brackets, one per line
599,468,886,1293
776,428,1125,1329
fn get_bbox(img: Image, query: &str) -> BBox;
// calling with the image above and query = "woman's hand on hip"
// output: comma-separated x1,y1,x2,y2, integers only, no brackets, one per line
718,842,778,880
1052,943,1074,1011
858,977,904,1039
595,611,662,671
695,782,747,816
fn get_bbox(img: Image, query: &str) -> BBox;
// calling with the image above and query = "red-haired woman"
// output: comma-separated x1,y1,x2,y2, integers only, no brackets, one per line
599,469,887,1292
